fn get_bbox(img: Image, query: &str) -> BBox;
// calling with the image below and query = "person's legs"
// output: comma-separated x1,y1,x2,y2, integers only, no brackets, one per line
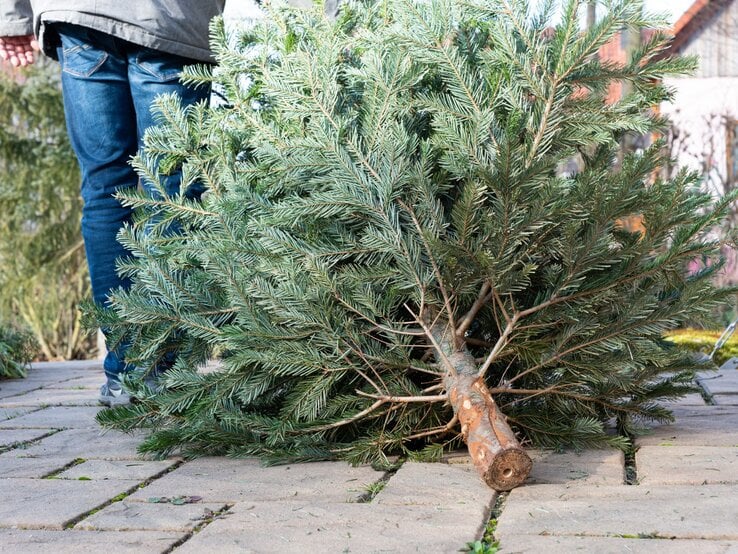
128,46,211,200
126,46,212,376
57,24,210,402
56,24,138,391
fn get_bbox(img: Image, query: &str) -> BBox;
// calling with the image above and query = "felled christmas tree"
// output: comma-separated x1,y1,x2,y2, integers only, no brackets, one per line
97,0,735,490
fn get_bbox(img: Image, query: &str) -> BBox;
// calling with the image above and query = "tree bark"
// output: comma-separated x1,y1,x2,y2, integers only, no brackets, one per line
445,371,531,490
433,330,532,491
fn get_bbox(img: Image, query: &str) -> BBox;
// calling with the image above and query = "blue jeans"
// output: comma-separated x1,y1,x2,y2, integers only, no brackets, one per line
55,23,211,380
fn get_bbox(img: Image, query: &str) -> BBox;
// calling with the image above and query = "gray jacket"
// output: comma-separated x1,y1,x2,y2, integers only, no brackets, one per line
0,0,225,62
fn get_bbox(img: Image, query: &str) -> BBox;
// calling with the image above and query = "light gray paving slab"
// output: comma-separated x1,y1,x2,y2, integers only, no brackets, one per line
176,500,489,554
0,406,35,420
0,388,98,407
699,372,738,396
21,369,96,381
0,428,146,460
714,395,738,406
0,380,45,400
0,406,103,429
2,371,98,391
669,405,738,418
0,528,183,553
58,459,179,481
75,500,226,531
525,449,625,485
662,393,708,407
46,375,103,390
29,360,103,372
637,446,738,485
374,462,494,508
0,456,76,478
636,407,738,446
0,428,56,449
0,478,136,529
128,457,384,503
496,484,738,540
497,535,738,553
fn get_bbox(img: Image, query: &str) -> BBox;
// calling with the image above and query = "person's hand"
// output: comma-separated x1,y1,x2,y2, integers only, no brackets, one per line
0,35,39,67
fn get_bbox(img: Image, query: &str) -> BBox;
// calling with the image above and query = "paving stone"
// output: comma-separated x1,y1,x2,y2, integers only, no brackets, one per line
22,369,96,381
0,388,98,407
0,428,57,449
714,395,738,406
128,457,384,503
0,406,103,429
669,405,738,418
662,393,708,407
58,459,179,481
0,528,183,553
374,462,495,508
46,375,103,390
495,484,738,540
443,449,625,487
497,535,738,553
75,500,226,531
0,380,45,400
0,478,136,529
525,449,625,485
719,358,738,370
699,372,738,396
30,360,103,372
0,407,35,420
0,428,146,460
636,407,738,446
0,456,76,478
176,500,489,554
637,446,738,485
1,372,99,394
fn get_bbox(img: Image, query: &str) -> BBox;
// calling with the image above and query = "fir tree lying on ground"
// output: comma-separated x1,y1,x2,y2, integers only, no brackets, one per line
96,0,736,489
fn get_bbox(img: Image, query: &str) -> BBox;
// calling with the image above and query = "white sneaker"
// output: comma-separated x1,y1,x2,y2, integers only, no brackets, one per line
98,379,132,407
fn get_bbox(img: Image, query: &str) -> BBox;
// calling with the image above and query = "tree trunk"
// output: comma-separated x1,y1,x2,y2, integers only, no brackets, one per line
437,338,532,491
445,372,531,490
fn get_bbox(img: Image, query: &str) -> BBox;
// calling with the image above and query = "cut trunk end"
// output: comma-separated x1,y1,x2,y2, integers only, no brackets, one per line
447,373,532,491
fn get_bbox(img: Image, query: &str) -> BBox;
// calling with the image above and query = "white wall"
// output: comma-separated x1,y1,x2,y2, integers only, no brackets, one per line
662,76,738,192
662,76,738,287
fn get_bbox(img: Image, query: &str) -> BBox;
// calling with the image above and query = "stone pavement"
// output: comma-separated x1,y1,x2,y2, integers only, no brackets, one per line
0,361,736,553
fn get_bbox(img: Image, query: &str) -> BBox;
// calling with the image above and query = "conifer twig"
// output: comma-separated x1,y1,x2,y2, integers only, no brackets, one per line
456,280,492,339
404,303,458,377
308,400,386,432
477,312,520,379
401,415,459,441
356,390,448,403
398,200,458,337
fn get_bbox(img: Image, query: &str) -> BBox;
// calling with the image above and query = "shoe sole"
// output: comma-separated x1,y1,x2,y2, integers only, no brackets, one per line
98,394,132,407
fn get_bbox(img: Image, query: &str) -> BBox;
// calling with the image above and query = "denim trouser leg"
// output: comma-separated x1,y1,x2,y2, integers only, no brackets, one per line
56,24,211,380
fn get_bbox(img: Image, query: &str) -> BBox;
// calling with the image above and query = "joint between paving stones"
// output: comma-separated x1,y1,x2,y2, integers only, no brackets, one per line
0,428,63,455
473,491,507,551
60,458,186,529
356,467,398,503
623,441,638,485
162,503,234,553
61,482,145,530
697,380,716,405
0,375,93,403
41,458,88,479
0,406,46,422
